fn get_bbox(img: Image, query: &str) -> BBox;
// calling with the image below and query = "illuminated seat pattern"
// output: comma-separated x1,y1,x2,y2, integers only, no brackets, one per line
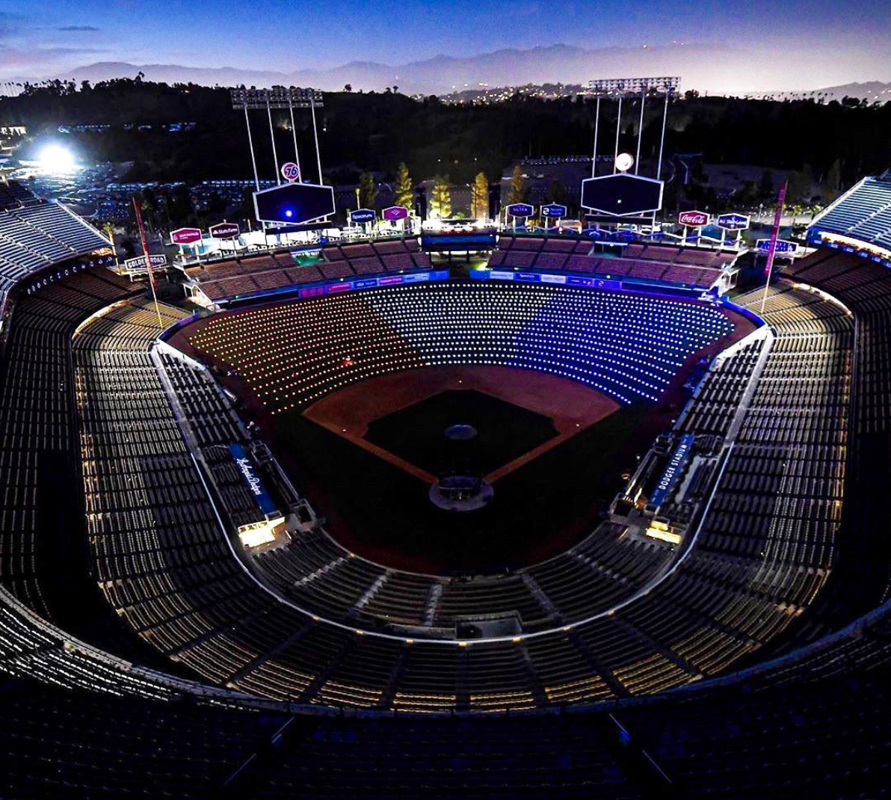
188,281,734,410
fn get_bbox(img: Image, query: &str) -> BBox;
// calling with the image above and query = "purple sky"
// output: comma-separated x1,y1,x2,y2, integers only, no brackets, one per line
1,0,889,91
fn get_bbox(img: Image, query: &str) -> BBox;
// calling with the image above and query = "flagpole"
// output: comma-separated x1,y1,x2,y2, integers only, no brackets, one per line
760,181,788,317
133,198,165,331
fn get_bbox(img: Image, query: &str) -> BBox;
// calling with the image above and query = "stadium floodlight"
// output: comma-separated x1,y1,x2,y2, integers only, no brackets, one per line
232,85,326,196
584,76,680,98
230,86,324,110
586,75,680,190
37,143,77,174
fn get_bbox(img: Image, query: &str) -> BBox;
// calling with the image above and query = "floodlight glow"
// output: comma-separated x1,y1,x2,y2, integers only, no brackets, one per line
37,144,77,174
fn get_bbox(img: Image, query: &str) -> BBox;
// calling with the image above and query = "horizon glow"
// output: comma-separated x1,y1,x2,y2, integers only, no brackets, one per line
0,1,888,93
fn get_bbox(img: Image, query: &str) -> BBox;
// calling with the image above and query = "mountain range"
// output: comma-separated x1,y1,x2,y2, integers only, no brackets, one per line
56,43,890,101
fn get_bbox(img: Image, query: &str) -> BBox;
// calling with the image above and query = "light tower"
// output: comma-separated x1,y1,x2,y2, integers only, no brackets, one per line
580,76,680,231
230,86,325,191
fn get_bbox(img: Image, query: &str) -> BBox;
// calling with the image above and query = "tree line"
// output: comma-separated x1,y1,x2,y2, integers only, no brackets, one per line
3,77,889,187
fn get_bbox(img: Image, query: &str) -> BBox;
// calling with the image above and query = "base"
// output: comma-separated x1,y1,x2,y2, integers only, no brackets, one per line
429,475,494,512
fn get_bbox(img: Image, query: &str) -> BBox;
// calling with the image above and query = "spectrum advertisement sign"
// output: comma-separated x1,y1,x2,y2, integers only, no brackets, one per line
350,208,376,224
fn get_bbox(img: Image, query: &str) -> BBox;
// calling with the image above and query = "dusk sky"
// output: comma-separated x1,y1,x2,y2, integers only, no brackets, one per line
1,0,890,90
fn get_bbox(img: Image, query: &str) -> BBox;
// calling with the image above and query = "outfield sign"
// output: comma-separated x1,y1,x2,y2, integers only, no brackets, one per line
294,269,449,299
474,270,621,292
209,222,240,240
716,212,750,231
649,434,695,507
678,210,709,227
757,238,798,254
383,205,409,221
281,162,300,183
124,254,167,270
170,227,202,245
350,208,376,224
228,443,278,517
581,173,664,216
253,182,337,225
506,203,535,218
541,203,568,218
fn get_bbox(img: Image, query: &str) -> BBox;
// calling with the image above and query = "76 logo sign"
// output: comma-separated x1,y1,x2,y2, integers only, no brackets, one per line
281,162,300,183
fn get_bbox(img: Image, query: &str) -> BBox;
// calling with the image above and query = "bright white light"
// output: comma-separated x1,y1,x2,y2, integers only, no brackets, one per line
37,144,77,175
615,153,635,172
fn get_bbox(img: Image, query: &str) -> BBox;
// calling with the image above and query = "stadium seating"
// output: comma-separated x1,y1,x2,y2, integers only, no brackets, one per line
490,236,731,289
0,186,109,314
0,266,138,616
187,239,430,304
0,257,875,719
2,154,891,795
810,174,891,249
5,218,891,800
0,679,290,799
187,281,735,409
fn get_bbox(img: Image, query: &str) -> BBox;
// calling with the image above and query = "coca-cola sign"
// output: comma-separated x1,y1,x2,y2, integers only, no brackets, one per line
678,210,709,227
170,227,202,245
209,222,240,240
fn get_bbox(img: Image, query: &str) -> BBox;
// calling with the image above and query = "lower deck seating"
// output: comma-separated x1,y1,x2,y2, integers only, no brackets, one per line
188,281,736,409
2,252,891,794
493,236,727,288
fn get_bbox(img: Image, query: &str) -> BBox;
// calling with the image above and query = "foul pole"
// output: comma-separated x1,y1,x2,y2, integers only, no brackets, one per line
760,181,788,316
133,198,165,331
